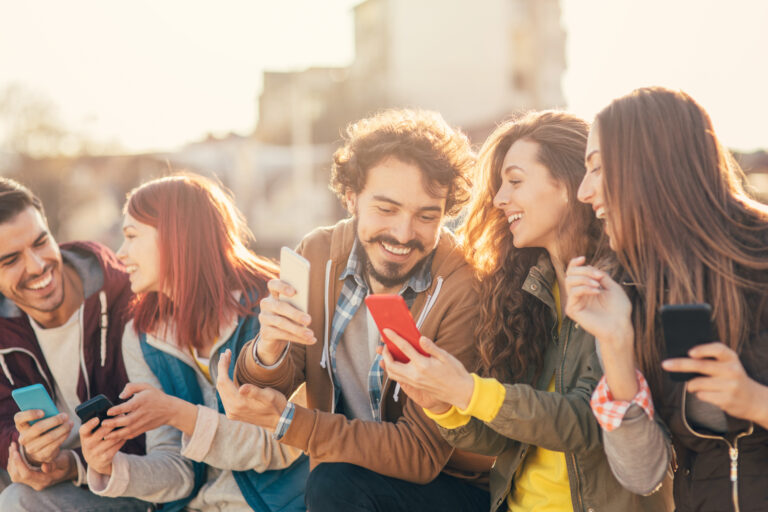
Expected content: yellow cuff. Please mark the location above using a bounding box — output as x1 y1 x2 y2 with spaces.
457 373 506 422
424 405 471 429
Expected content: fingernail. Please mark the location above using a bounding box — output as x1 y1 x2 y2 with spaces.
303 315 311 324
661 360 671 368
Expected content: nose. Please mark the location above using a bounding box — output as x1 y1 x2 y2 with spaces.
493 183 510 210
390 214 415 244
25 249 45 275
116 240 128 261
577 173 593 204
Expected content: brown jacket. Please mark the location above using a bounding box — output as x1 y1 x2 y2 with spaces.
236 218 492 485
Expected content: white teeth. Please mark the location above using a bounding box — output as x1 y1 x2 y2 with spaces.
595 206 606 219
381 242 411 255
126 265 138 274
508 213 524 223
27 271 52 290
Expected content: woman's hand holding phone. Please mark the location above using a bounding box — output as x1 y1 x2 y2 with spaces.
256 279 316 366
79 417 126 476
379 330 474 411
662 342 768 428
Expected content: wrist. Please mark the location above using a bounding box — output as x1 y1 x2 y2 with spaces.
167 397 198 436
750 382 768 428
457 372 475 410
257 339 286 366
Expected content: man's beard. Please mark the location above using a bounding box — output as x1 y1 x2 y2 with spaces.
353 220 428 290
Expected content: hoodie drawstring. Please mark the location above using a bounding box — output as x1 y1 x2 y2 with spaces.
99 291 108 367
319 260 332 370
0 354 14 385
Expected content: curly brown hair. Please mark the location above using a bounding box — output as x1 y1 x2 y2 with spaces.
330 109 474 217
458 111 607 383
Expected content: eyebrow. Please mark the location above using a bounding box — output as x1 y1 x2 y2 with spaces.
0 231 48 264
502 165 526 176
585 150 599 166
371 195 443 213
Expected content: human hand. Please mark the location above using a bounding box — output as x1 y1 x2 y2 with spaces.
101 383 175 440
14 409 73 466
7 441 76 491
565 256 639 400
257 279 316 365
216 349 287 430
564 256 634 346
78 418 126 476
378 330 474 410
662 342 768 427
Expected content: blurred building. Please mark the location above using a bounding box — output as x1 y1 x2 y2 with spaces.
258 0 566 145
253 0 567 248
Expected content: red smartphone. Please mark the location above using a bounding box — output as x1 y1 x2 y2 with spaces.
365 294 428 363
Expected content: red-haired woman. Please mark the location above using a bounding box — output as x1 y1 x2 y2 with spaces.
78 174 308 511
567 87 768 511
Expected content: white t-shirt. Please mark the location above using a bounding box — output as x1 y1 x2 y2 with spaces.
30 304 85 451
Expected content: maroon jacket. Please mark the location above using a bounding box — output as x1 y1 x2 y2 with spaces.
0 241 144 471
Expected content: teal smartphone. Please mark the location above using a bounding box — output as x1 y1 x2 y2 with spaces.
11 383 59 425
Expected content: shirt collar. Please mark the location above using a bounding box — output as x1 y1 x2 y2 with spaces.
341 238 433 295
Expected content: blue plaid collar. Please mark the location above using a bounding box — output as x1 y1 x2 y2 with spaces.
340 238 433 295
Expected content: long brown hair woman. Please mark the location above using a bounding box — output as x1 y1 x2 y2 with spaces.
382 111 670 511
567 86 768 511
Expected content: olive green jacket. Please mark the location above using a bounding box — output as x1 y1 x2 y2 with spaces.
440 256 672 512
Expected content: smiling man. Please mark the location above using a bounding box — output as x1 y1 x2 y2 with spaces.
223 109 493 511
0 178 146 511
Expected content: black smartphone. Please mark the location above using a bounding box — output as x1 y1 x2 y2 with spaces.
660 303 714 382
75 394 115 427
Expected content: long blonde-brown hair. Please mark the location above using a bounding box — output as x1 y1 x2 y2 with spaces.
596 87 768 389
459 111 605 382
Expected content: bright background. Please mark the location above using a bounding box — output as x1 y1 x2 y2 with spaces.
1 0 766 152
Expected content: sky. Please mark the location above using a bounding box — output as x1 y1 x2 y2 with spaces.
1 0 766 153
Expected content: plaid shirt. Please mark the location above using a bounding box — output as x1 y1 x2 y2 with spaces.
590 368 655 432
275 239 433 439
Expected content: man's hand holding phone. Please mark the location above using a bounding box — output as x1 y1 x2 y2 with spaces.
256 248 314 366
13 409 73 467
257 279 316 365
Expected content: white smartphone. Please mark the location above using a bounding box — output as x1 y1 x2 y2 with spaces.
279 247 310 313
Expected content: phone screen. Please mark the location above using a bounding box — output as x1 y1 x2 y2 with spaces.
280 247 310 314
11 384 59 424
660 303 714 382
365 294 427 363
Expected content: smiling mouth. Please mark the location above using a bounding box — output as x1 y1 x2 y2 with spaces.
381 241 412 256
507 212 524 224
25 269 53 291
125 264 138 274
595 206 606 219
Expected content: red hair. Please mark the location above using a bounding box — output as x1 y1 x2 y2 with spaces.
125 174 277 351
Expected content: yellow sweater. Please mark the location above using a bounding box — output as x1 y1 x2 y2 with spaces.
427 283 572 511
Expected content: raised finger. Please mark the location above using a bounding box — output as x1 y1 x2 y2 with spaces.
267 278 296 298
14 409 47 429
382 329 424 362
662 357 724 377
261 317 315 345
79 417 102 437
264 299 312 328
687 342 733 361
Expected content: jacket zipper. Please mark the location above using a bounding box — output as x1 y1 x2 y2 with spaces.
680 385 754 512
557 320 585 511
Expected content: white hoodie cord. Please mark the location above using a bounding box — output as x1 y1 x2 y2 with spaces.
394 276 445 403
0 354 14 385
99 291 108 367
319 260 332 369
